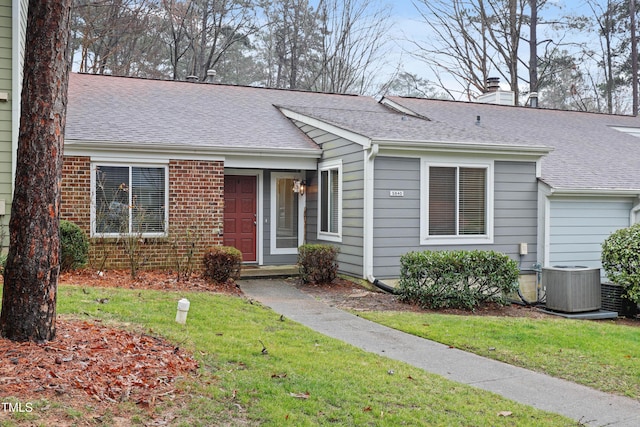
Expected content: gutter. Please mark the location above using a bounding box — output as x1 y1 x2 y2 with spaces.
63 140 322 159
548 187 640 197
373 139 552 157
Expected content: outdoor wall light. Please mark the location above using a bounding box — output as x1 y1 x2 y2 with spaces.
292 179 306 195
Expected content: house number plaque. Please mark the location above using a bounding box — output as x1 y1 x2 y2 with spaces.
389 191 404 197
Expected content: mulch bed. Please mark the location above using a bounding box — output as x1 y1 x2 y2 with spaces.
59 268 243 295
296 277 640 326
0 318 198 406
295 278 554 318
0 269 234 424
1 269 238 407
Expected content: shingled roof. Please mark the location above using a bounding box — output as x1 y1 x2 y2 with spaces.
65 73 640 193
66 73 338 153
278 103 545 148
384 96 640 192
65 73 536 155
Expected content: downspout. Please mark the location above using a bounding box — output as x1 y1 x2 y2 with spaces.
363 144 397 294
363 143 378 285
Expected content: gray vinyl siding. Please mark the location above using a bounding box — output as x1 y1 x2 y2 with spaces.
295 121 365 277
549 199 632 270
372 157 420 278
0 0 14 247
18 0 27 75
493 162 538 262
372 158 538 279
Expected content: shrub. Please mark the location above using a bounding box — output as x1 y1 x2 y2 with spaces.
298 244 339 284
202 246 242 283
60 220 89 272
602 223 640 304
397 250 520 310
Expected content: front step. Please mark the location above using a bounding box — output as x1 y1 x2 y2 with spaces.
240 265 299 279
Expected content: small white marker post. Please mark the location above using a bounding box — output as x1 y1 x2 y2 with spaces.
176 298 190 324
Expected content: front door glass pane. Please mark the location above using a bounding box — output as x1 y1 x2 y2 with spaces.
276 177 299 249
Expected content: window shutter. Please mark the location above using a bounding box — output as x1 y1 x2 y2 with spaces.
459 168 486 235
429 167 456 235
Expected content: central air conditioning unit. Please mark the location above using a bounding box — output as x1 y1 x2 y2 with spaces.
601 282 639 318
543 266 601 313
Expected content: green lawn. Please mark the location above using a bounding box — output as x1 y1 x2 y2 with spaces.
358 310 640 399
1 285 574 426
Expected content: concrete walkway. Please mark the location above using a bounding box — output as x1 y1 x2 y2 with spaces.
240 279 640 427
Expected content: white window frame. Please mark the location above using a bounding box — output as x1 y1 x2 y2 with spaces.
91 162 169 238
270 172 305 255
420 157 494 245
317 159 342 242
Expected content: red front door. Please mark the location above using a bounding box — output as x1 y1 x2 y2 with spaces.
224 175 257 262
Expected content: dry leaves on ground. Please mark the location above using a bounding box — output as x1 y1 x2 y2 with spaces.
60 268 243 295
295 278 551 317
295 278 640 326
0 269 232 425
0 318 198 406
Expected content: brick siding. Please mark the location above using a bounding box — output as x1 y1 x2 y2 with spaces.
61 156 224 271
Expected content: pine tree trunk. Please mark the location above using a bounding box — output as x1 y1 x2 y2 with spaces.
0 0 72 342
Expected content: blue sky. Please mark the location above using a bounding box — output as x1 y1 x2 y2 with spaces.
381 0 601 93
304 0 606 95
391 1 590 18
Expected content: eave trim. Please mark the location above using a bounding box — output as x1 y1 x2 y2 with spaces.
278 106 372 148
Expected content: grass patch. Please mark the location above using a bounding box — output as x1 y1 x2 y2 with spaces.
358 311 640 399
7 285 571 426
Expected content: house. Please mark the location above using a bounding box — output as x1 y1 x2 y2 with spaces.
62 73 640 288
0 0 27 249
381 95 640 274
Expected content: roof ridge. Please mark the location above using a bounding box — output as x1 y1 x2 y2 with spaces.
387 94 640 118
72 72 363 98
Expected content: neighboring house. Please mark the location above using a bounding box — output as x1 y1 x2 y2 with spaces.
381 95 640 275
0 0 27 249
62 73 640 285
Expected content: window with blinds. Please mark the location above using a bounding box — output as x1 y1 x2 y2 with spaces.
95 165 167 236
319 161 341 239
428 166 486 236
